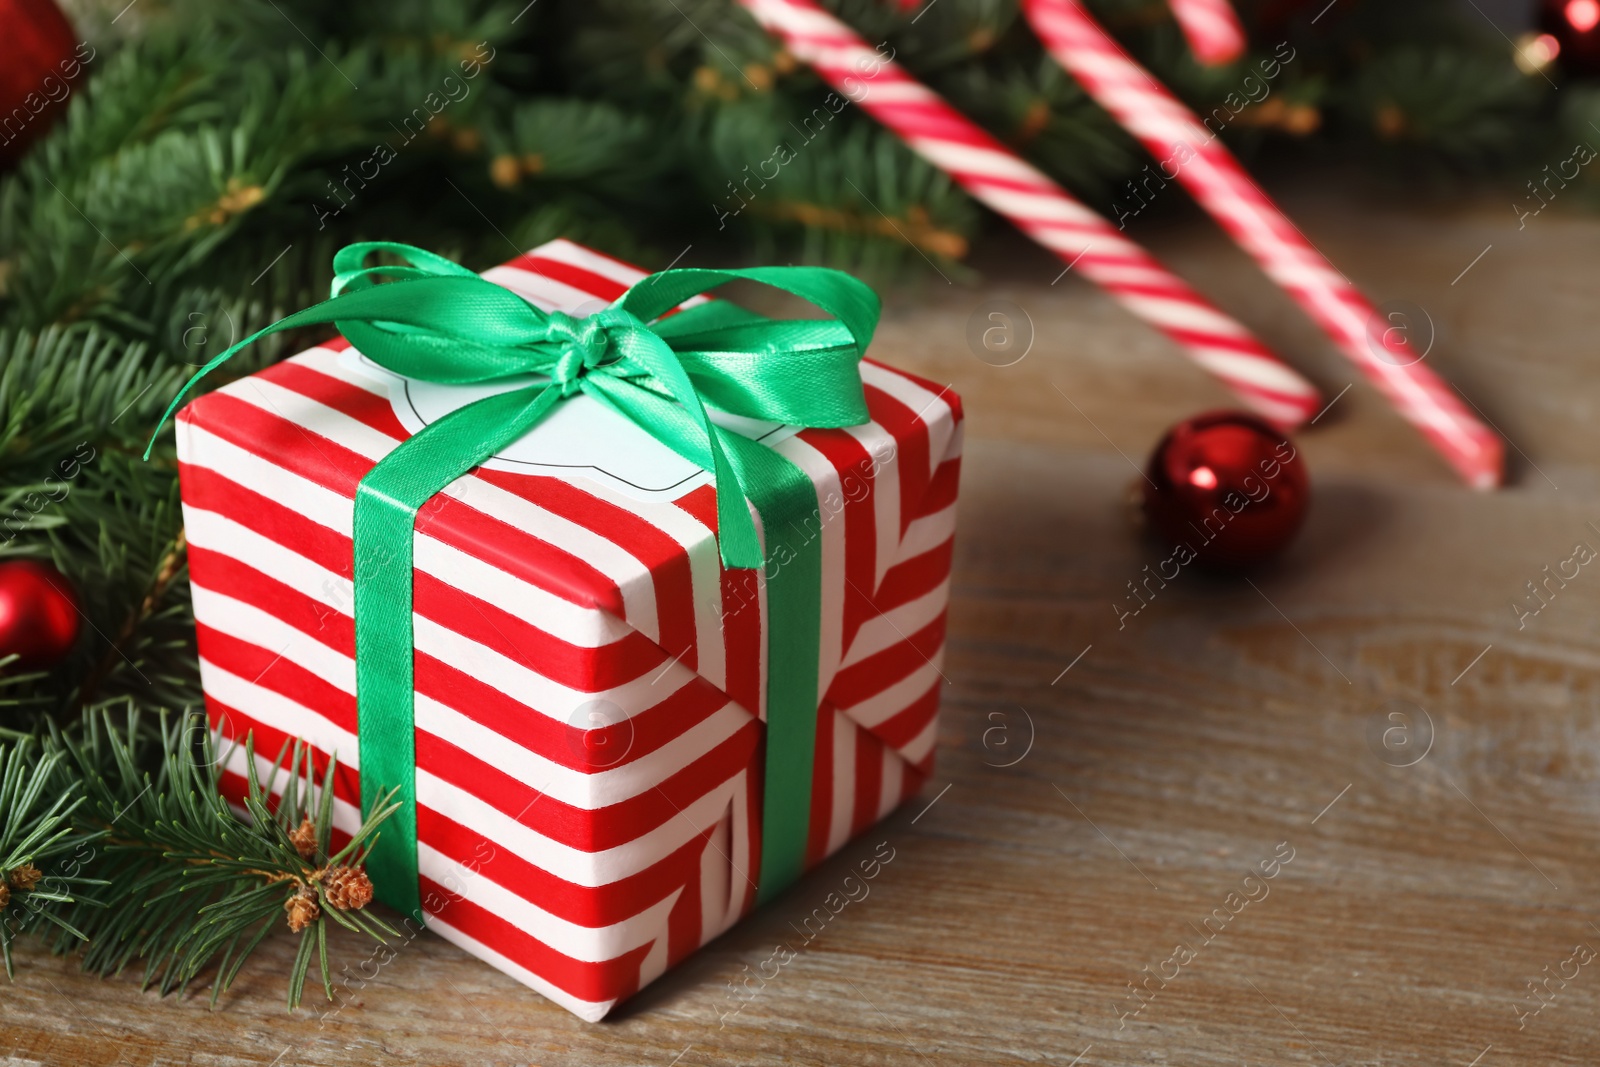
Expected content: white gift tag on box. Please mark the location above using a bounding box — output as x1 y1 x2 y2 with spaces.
337 304 799 504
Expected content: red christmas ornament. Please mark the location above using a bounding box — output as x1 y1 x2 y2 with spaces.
0 559 82 670
1540 0 1600 77
0 0 81 169
1141 410 1310 569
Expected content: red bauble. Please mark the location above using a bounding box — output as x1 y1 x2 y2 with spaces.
0 559 82 670
0 0 79 169
1141 411 1310 569
1541 0 1600 77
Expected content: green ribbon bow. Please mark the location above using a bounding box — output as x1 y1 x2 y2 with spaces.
150 242 880 919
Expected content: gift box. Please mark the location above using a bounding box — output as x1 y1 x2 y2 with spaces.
175 238 962 1020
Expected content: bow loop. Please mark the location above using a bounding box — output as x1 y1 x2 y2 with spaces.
146 241 879 571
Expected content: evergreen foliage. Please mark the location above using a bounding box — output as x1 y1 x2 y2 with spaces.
1 709 398 1007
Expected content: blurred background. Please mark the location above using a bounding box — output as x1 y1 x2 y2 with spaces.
2 0 1594 720
4 0 1595 308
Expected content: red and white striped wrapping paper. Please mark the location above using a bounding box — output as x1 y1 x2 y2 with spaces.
175 239 962 1020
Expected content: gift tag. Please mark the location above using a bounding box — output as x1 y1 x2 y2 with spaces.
339 347 799 504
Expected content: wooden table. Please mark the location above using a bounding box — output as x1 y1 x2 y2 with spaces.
6 182 1599 1066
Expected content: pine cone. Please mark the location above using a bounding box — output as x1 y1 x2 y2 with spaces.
322 866 374 911
288 815 318 861
489 154 520 189
7 864 41 891
285 887 320 932
0 883 9 909
1374 103 1408 141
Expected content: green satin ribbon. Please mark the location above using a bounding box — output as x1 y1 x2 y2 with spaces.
149 242 879 919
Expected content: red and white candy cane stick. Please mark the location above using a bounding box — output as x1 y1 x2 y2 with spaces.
738 0 1320 428
1023 0 1503 487
890 0 1244 65
1167 0 1246 65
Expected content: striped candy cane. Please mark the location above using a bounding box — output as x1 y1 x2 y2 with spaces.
739 0 1320 429
1023 0 1503 488
1167 0 1247 65
889 0 1243 64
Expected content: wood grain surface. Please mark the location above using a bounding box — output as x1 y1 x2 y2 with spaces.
5 181 1599 1066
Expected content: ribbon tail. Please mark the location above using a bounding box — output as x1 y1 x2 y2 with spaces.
146 273 559 458
143 301 353 459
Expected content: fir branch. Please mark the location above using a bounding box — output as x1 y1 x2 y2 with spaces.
752 197 969 260
706 114 978 278
562 0 783 103
889 0 1017 72
75 528 186 710
0 328 183 468
1344 45 1544 169
485 97 666 197
0 736 105 979
2 38 376 333
49 708 401 1009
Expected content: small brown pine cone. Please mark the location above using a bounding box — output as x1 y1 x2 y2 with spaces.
489 154 521 189
8 864 41 891
285 887 320 933
288 815 318 861
0 883 9 909
1284 105 1322 137
321 866 374 912
743 63 773 91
